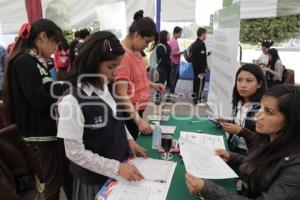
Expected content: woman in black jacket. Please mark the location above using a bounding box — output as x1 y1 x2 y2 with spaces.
186 84 300 199
155 30 171 104
3 19 71 200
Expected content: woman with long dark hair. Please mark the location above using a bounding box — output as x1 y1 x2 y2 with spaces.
220 64 266 151
186 84 300 199
3 19 72 200
57 31 147 200
265 48 284 88
254 40 274 67
154 30 171 104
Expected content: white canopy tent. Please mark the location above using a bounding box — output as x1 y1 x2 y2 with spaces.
0 0 156 34
238 0 300 19
0 0 299 35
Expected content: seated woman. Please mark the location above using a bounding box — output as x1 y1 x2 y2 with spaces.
57 31 147 200
186 84 300 199
265 48 284 88
253 40 274 67
220 64 266 152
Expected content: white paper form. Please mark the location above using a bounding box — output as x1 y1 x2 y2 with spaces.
179 137 238 179
107 158 176 200
150 125 176 135
180 131 226 150
147 115 170 121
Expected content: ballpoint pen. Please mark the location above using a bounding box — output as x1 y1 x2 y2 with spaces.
144 179 167 183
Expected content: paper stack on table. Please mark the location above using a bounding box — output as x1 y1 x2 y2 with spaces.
147 115 170 121
179 137 238 179
150 125 176 134
106 158 176 200
180 131 226 149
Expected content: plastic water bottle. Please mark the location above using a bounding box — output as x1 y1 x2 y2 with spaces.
152 121 162 149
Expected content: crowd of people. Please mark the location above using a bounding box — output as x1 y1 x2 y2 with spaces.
0 9 299 200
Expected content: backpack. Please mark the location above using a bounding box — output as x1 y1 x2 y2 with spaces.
149 44 166 69
184 45 193 63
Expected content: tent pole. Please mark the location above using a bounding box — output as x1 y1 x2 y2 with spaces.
24 0 43 23
156 0 161 32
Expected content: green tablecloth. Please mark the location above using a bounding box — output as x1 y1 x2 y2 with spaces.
136 115 236 200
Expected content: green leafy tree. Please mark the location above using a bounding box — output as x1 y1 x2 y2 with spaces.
240 14 300 44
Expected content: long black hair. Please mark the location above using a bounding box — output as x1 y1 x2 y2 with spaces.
232 64 267 115
240 84 300 195
158 30 171 53
128 10 158 50
71 31 125 89
267 48 280 80
3 19 64 125
7 19 64 62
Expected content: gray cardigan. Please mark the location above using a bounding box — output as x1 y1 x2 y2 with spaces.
200 152 300 200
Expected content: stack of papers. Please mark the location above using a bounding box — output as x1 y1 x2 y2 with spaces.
103 158 176 200
179 137 238 179
150 125 176 134
180 131 226 149
147 115 170 121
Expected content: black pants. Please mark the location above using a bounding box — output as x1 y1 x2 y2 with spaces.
267 80 281 88
192 69 206 102
30 140 73 200
170 63 180 93
155 68 171 101
157 67 170 85
123 110 145 140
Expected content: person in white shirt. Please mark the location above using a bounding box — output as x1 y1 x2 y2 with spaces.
265 48 284 88
57 31 146 200
253 40 274 67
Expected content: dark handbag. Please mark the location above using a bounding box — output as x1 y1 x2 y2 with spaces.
15 174 35 193
0 124 45 194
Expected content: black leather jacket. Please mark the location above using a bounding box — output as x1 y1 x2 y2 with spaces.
201 151 300 199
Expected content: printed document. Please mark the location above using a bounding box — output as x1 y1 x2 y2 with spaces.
107 158 176 200
180 137 238 179
180 131 226 149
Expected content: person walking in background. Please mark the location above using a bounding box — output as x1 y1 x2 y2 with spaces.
155 30 172 104
70 29 90 68
168 26 182 96
69 30 80 65
190 27 208 104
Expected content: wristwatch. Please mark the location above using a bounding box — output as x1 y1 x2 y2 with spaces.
195 192 205 200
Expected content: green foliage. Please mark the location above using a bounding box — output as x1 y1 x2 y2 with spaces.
63 30 74 42
240 14 300 44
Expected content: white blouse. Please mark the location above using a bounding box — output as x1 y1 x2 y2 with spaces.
57 83 133 179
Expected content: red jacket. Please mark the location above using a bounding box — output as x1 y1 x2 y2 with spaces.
53 49 71 71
